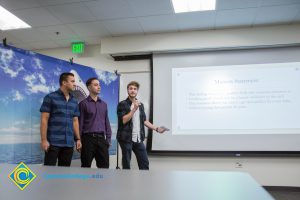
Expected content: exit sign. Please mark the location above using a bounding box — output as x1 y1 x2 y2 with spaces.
72 42 84 54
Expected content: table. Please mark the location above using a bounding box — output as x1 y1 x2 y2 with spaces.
0 164 274 200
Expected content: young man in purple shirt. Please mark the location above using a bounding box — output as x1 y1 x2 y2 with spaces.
79 77 112 168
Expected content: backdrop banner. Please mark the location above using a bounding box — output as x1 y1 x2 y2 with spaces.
0 44 119 164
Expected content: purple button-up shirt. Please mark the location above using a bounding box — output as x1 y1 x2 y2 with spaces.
79 96 112 144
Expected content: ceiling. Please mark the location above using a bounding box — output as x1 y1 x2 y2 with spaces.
0 0 300 51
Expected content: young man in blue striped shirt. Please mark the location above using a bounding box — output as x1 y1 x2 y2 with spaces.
40 72 82 166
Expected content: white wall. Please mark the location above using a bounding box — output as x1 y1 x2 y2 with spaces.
37 45 150 73
101 24 300 55
36 27 300 187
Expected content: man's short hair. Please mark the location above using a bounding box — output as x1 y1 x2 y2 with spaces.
127 81 140 89
86 77 99 88
59 72 74 86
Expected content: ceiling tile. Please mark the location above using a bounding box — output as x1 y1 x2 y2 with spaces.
82 36 101 45
127 0 173 16
12 7 62 27
261 0 300 6
1 0 299 47
139 15 179 33
53 37 84 48
67 21 110 37
38 0 91 6
216 8 257 28
293 10 300 22
176 11 216 31
216 0 260 10
85 0 135 20
29 40 61 50
0 0 41 10
52 39 73 48
254 4 300 25
37 25 78 40
46 2 97 23
6 28 52 43
103 18 144 36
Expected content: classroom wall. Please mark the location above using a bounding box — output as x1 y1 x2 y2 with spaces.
101 24 300 55
36 25 300 187
37 45 149 73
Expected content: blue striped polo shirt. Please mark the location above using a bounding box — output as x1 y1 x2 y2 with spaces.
40 89 80 147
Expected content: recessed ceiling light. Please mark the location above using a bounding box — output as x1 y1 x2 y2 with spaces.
171 0 216 13
0 5 31 31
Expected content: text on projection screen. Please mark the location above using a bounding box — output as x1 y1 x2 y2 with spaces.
172 62 300 135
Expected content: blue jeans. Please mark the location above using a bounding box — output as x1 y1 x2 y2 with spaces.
119 141 149 170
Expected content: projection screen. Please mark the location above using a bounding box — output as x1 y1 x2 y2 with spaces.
151 46 300 154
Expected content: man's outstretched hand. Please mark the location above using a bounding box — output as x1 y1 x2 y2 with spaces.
157 126 169 133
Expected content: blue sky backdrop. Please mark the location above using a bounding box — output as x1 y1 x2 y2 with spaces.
0 44 119 163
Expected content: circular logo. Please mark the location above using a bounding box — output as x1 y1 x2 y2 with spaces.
13 167 30 185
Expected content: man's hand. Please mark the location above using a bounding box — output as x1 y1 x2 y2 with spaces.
133 100 140 111
122 100 140 124
76 140 82 152
41 140 50 152
156 126 168 134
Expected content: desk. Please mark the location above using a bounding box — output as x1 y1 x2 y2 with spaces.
0 164 274 200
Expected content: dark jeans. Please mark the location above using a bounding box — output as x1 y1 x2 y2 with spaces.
119 141 149 170
81 134 109 168
44 145 74 166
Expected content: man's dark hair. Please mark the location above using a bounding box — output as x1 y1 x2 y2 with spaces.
59 72 74 86
86 77 99 88
127 81 140 89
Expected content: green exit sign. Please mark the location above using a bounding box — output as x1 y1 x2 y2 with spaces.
72 42 85 54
